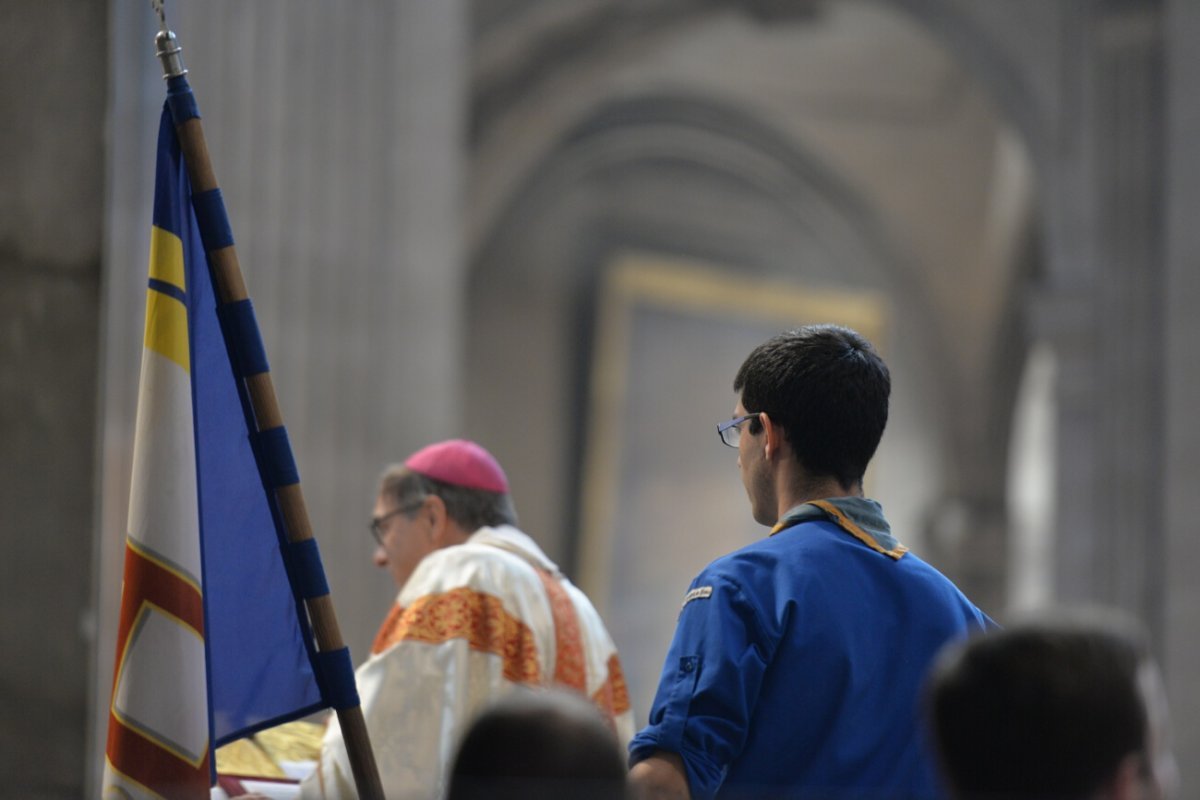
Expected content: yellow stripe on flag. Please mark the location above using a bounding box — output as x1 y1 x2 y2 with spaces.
144 226 190 372
149 225 185 290
144 290 190 372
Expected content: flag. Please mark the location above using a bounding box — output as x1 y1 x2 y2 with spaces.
103 91 332 798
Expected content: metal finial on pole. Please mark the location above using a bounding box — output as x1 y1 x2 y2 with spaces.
150 0 185 79
155 29 187 79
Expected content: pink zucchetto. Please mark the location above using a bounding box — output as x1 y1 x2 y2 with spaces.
403 439 510 494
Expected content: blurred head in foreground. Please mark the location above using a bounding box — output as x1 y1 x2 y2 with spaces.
927 609 1177 800
447 687 628 800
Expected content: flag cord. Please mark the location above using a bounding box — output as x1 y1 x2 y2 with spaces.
149 0 167 36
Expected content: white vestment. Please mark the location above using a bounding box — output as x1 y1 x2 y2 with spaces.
299 525 635 799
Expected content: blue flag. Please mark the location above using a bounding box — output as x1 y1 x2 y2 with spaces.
105 78 339 798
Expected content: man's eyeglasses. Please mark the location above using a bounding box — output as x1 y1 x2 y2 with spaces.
717 413 758 448
369 499 425 545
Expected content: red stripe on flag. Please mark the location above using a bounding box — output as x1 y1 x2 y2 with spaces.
109 542 205 694
105 542 209 795
107 709 211 799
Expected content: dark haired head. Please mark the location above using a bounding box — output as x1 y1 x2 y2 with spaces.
448 689 628 800
926 612 1156 800
733 325 890 488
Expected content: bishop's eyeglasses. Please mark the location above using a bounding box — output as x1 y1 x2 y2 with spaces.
368 499 425 545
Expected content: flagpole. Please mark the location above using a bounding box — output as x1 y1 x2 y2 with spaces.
154 27 385 800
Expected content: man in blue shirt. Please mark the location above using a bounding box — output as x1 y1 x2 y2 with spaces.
629 325 992 799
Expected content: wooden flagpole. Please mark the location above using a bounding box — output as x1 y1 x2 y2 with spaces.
153 22 385 800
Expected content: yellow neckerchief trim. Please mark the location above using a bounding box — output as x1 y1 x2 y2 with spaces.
812 499 908 560
771 499 908 561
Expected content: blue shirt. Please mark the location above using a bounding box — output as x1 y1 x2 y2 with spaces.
629 498 993 799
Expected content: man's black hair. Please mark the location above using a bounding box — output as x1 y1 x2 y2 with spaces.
733 324 890 487
926 613 1151 800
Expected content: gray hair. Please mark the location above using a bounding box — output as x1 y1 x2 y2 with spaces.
379 464 518 531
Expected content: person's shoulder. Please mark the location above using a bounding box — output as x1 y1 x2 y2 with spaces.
399 540 539 604
889 549 994 623
894 547 967 587
706 523 831 574
683 525 842 612
688 538 782 596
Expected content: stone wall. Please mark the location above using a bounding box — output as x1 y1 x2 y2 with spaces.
0 2 107 797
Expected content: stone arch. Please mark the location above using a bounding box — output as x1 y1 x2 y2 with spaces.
885 0 1054 172
467 89 946 544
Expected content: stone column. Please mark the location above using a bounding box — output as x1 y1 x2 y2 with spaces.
1163 0 1200 787
1048 3 1165 629
0 3 107 797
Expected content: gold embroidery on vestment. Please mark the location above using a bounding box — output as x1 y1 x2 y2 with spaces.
387 587 542 683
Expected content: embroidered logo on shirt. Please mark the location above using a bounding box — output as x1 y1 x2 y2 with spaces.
681 586 713 609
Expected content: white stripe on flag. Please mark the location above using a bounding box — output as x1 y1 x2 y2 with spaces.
127 347 202 585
